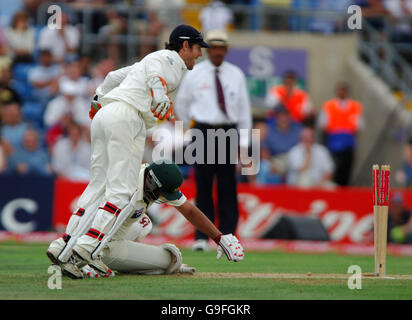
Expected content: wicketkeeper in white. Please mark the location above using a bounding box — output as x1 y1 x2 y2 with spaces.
46 25 244 278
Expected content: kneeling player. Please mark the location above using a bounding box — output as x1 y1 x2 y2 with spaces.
80 214 196 278
47 160 244 279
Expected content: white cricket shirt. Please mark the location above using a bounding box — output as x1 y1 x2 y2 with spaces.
97 49 187 115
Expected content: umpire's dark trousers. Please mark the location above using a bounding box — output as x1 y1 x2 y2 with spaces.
193 122 239 241
331 147 354 186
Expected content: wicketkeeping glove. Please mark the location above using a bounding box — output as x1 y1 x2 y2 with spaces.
89 95 102 120
148 76 175 121
214 234 244 262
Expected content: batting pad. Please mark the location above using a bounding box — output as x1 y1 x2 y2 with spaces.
102 240 172 274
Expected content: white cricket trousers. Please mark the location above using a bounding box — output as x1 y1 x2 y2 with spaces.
71 101 146 253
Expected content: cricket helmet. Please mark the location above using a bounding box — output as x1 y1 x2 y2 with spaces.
146 159 183 201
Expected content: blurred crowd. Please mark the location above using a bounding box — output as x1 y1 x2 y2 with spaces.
0 1 117 181
0 0 192 181
0 0 412 187
237 73 363 188
201 0 412 38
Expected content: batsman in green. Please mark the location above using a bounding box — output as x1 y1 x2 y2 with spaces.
47 159 244 279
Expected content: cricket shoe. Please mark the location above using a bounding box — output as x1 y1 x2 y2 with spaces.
192 239 208 251
72 245 114 278
46 239 84 279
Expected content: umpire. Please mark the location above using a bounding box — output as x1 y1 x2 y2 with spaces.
175 29 252 251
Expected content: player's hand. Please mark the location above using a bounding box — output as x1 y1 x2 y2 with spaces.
215 234 244 262
166 108 175 121
89 95 102 120
151 98 174 121
148 76 175 121
81 264 115 278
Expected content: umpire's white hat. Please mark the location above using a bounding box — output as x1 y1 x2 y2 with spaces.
206 29 228 46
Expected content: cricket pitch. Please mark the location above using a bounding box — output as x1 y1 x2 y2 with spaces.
186 272 412 280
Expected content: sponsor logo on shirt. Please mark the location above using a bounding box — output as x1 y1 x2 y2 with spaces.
166 56 174 65
131 208 144 219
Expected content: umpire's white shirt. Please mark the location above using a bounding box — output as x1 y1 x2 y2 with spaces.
96 49 187 129
174 59 252 148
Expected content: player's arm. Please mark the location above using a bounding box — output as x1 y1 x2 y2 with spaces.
95 65 133 97
175 200 244 262
89 65 133 120
176 200 221 240
145 55 178 121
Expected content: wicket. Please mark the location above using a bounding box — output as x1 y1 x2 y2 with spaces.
372 164 390 277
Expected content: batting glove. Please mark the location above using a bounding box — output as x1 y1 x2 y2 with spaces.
148 76 175 121
89 95 102 120
214 234 244 262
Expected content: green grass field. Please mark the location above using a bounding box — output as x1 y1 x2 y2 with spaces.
1 242 412 300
